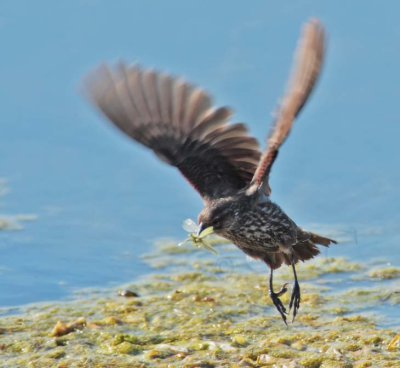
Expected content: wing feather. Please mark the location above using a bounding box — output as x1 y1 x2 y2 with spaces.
190 108 232 138
142 70 162 123
85 64 261 200
251 19 325 194
157 74 173 123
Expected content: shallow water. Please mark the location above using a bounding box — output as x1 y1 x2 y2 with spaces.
1 1 400 312
0 243 399 367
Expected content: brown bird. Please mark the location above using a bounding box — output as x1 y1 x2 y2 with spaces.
85 19 336 324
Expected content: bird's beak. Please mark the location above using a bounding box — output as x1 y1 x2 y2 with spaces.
197 223 206 237
197 223 214 237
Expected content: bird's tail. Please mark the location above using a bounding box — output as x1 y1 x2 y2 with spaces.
292 231 337 263
262 231 337 269
308 232 337 247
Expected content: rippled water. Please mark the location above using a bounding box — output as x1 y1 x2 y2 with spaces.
1 1 400 307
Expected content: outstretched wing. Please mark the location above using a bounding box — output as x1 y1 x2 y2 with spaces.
251 19 325 195
85 64 261 200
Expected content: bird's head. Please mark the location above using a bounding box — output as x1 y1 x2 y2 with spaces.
197 199 235 236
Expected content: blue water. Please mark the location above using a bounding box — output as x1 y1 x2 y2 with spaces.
1 1 400 307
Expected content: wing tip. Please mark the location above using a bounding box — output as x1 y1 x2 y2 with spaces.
303 18 326 52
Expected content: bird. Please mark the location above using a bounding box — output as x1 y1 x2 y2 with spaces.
84 19 336 324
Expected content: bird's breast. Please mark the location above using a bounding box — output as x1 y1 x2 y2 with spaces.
221 201 298 255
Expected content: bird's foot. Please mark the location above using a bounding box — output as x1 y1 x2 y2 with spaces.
289 281 301 322
269 283 289 325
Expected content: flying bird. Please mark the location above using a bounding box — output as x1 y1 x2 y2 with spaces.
85 19 336 324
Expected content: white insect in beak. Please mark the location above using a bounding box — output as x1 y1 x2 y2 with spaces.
178 219 216 254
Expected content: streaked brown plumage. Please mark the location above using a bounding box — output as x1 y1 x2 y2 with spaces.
85 19 336 324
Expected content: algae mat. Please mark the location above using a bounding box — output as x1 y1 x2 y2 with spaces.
0 241 399 367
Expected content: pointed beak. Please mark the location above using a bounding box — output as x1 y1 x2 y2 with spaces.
197 223 214 237
197 222 206 237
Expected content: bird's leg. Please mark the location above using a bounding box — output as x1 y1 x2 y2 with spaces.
289 260 301 322
269 268 288 325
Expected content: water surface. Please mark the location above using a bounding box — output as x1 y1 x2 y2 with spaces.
1 1 400 307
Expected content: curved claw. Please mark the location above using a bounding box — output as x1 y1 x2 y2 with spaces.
269 290 288 326
276 283 289 297
289 281 301 322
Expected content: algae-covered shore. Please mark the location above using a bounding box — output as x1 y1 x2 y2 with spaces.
1 240 399 367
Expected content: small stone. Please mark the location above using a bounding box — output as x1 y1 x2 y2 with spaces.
118 289 139 297
50 318 86 337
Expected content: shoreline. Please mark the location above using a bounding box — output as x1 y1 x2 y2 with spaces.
1 241 399 367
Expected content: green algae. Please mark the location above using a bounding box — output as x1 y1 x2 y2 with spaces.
1 241 399 367
369 267 400 280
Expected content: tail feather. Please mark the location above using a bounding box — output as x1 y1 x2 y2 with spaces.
309 232 337 246
292 240 320 263
292 231 337 263
262 231 337 269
